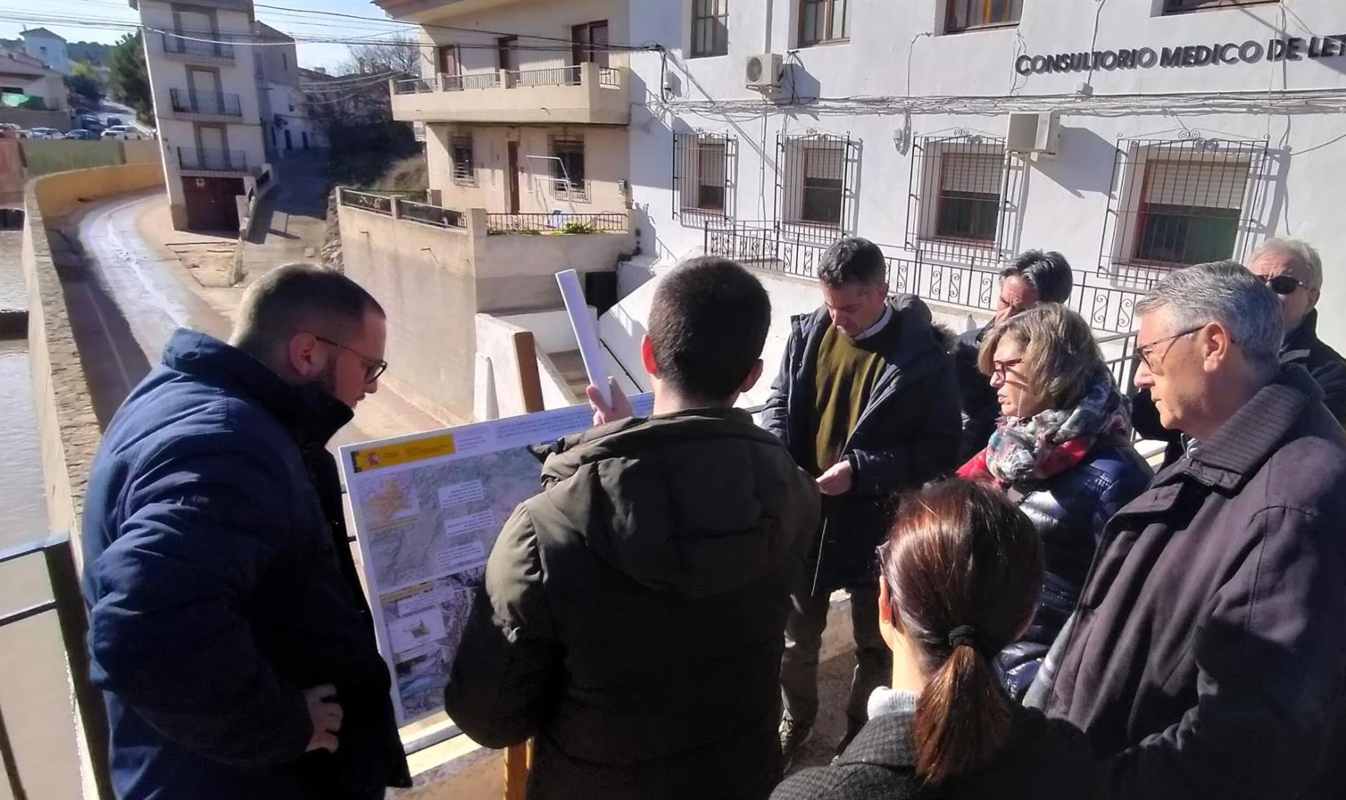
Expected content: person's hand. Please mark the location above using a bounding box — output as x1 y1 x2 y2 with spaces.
817 460 854 496
586 378 634 426
304 684 342 754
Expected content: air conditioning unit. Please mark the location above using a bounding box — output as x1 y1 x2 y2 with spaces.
745 52 783 91
1006 112 1060 156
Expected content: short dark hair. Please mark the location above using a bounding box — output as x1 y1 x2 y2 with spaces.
817 237 888 288
1001 250 1073 303
647 257 771 401
231 263 384 357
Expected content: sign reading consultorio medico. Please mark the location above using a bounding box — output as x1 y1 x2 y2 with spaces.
1016 36 1346 76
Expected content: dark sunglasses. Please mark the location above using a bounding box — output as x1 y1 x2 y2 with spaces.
1259 274 1309 296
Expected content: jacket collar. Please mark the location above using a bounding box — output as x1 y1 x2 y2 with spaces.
162 329 353 448
834 709 917 769
1281 308 1319 365
1157 365 1321 491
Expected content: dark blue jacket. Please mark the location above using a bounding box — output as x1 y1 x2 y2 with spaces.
81 330 410 800
761 295 961 592
995 439 1151 700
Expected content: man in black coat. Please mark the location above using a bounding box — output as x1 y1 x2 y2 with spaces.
82 265 411 800
762 238 961 765
954 250 1074 461
1028 262 1346 799
1134 239 1346 465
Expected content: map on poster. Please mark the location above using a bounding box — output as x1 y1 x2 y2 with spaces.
339 395 654 725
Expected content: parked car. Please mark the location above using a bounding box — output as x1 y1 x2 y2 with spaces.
104 116 124 127
27 127 63 140
101 126 145 141
65 129 97 140
78 115 105 132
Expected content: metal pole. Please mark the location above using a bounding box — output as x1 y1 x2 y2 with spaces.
42 539 115 800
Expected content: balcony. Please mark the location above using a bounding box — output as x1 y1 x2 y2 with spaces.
159 32 235 63
178 147 251 174
169 88 243 119
390 62 628 126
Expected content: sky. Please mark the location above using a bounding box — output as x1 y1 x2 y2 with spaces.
0 0 406 73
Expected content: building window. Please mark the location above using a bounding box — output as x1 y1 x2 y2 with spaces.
1162 0 1277 13
777 132 858 235
798 0 847 47
1099 138 1267 270
674 132 736 219
934 150 1004 243
690 0 729 58
451 135 475 185
552 138 588 201
945 0 1023 33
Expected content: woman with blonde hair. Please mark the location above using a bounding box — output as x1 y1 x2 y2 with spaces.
956 303 1150 699
771 480 1095 798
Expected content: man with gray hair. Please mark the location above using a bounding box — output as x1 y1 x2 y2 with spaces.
1029 261 1346 799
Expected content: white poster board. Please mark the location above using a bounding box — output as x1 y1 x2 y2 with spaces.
339 395 654 724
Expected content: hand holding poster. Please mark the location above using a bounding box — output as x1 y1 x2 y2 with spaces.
340 395 652 724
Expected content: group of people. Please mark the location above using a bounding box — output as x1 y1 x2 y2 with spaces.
77 230 1346 799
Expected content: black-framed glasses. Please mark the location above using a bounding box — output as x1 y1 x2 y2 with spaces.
1131 325 1205 372
314 335 388 383
1258 274 1310 296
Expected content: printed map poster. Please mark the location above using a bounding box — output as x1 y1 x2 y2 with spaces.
339 395 654 725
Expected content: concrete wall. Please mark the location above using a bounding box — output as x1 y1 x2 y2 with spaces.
338 202 479 420
475 223 635 312
32 161 163 219
426 123 629 216
18 139 165 177
0 107 72 130
472 313 544 418
627 0 1346 353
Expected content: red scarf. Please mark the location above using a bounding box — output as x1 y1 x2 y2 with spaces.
956 437 1094 488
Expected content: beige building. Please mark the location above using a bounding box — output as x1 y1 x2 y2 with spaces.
0 48 68 111
379 0 631 221
131 0 269 231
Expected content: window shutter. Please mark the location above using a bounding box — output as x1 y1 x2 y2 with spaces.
1143 160 1250 210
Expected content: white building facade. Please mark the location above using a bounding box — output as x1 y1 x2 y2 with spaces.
626 0 1346 351
131 0 269 230
255 22 326 155
20 28 70 75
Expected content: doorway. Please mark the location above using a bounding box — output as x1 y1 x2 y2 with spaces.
507 141 521 214
570 21 608 83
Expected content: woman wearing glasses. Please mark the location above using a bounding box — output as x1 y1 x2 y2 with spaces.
771 480 1095 799
954 303 1150 701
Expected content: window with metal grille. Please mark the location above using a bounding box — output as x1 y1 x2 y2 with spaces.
945 0 1023 33
1163 0 1277 14
451 135 474 185
907 135 1018 263
673 132 736 219
552 138 587 201
777 133 858 235
1099 139 1267 270
798 0 847 47
690 0 728 58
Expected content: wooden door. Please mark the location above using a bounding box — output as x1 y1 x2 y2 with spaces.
507 141 520 214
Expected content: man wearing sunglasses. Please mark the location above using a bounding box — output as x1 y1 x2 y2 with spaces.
1134 239 1346 465
81 264 410 800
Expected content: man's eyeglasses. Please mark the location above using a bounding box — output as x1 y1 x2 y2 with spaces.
1131 326 1205 372
314 335 388 383
1258 274 1310 296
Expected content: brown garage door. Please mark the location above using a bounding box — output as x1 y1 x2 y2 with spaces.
183 176 244 232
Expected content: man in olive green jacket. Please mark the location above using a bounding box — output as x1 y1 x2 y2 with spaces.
444 257 821 800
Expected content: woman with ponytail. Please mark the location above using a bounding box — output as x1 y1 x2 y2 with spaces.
771 479 1095 799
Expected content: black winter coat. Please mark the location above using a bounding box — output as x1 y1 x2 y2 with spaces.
996 440 1151 700
81 330 410 800
954 323 999 461
1134 308 1346 465
771 704 1096 800
1034 366 1346 800
443 409 820 800
761 295 962 592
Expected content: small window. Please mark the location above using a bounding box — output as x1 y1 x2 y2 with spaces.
945 0 1023 34
451 135 475 185
777 132 858 234
690 0 729 58
674 132 737 220
1132 158 1249 266
798 0 847 47
934 151 1004 243
801 144 844 225
1162 0 1277 13
552 138 587 201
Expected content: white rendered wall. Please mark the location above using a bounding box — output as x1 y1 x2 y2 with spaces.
627 0 1346 352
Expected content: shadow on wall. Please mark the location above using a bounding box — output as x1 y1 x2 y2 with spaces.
1035 126 1117 199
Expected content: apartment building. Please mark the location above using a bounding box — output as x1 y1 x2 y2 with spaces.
19 28 70 76
0 48 66 111
378 0 631 222
255 22 325 156
131 0 269 231
628 0 1346 350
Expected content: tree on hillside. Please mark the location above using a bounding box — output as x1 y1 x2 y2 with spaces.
65 62 104 111
343 35 422 76
108 32 153 124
